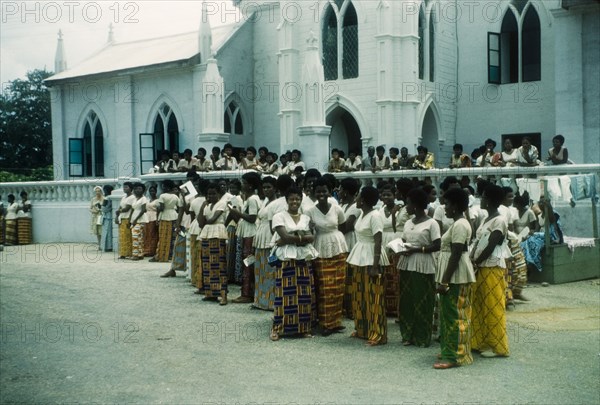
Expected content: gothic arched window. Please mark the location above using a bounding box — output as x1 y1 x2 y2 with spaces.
322 0 359 81
224 101 243 136
522 5 541 82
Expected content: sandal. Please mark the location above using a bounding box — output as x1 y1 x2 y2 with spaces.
433 361 459 370
350 331 359 338
402 340 413 346
269 330 280 341
366 338 387 346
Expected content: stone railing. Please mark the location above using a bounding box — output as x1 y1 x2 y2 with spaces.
1 165 598 244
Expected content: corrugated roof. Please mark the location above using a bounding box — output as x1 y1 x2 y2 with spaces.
46 23 240 83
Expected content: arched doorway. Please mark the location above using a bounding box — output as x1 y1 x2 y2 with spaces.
326 106 362 157
421 105 439 167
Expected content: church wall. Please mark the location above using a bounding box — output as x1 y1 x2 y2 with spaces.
454 0 556 157
582 11 600 163
218 20 256 150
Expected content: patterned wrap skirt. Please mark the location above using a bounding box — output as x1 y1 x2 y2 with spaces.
471 266 510 356
131 223 145 259
118 219 132 258
100 217 113 251
143 221 158 257
398 270 436 347
272 259 316 336
343 264 354 319
17 217 32 245
439 284 474 366
314 254 347 330
384 264 400 317
254 248 276 310
240 237 255 298
155 220 176 262
190 235 200 287
0 215 4 244
226 225 237 282
201 238 227 298
351 265 387 344
170 229 187 271
508 239 528 297
4 219 16 245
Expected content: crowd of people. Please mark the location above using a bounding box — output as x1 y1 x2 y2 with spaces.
148 135 570 177
0 191 32 247
106 161 567 369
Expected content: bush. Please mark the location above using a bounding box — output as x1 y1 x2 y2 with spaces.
0 166 54 183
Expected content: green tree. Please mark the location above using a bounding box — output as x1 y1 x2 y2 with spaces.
0 68 53 175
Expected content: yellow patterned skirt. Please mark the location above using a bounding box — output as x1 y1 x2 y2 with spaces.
351 265 387 344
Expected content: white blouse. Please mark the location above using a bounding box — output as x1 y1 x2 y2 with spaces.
271 211 318 261
341 202 361 252
436 218 475 284
236 194 261 238
472 215 510 269
199 200 228 239
514 208 536 235
5 202 19 220
305 204 348 258
17 200 32 218
187 196 206 236
119 195 136 222
379 205 402 247
131 196 148 224
397 218 441 274
157 193 180 221
346 210 390 267
253 198 276 249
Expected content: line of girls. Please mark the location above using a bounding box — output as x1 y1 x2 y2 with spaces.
149 170 527 370
0 191 33 246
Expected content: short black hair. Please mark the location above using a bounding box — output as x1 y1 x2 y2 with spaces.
276 174 294 193
443 188 469 214
417 146 428 154
312 177 331 192
261 176 277 187
453 143 463 150
132 182 146 192
247 146 257 155
340 177 360 196
407 188 428 210
285 186 303 200
483 184 505 208
360 186 379 207
242 171 262 191
390 147 399 155
553 135 565 145
440 176 460 192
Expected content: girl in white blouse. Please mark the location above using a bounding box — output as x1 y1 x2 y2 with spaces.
339 177 361 318
270 187 318 341
379 183 402 318
230 172 262 303
4 194 18 245
433 188 476 369
306 178 348 336
252 176 278 310
129 183 148 260
198 182 229 305
346 186 390 346
397 188 441 348
470 184 510 358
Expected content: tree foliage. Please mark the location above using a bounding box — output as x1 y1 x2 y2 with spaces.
0 69 53 174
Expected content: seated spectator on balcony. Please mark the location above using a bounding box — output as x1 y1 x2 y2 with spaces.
195 148 212 172
345 150 362 172
328 148 346 173
170 151 181 173
178 149 199 172
257 146 269 171
389 147 401 170
362 146 376 171
516 137 542 167
241 146 260 170
90 186 104 248
258 152 279 176
279 152 290 175
209 146 221 171
156 150 176 173
216 143 239 170
398 147 412 169
288 149 306 173
477 139 501 167
471 146 485 167
373 145 390 172
449 144 471 168
547 135 570 165
4 194 18 246
500 139 519 167
412 146 435 170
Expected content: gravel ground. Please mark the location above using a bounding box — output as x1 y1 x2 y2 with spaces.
1 244 599 405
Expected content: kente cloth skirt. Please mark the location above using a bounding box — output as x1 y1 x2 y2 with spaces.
131 223 145 259
240 237 255 298
155 220 176 262
439 283 474 366
201 239 227 298
17 218 32 245
254 248 276 310
170 230 187 271
313 254 347 330
350 265 387 344
143 221 158 257
4 219 17 245
272 259 315 336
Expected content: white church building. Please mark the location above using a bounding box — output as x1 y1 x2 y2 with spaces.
45 0 600 179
